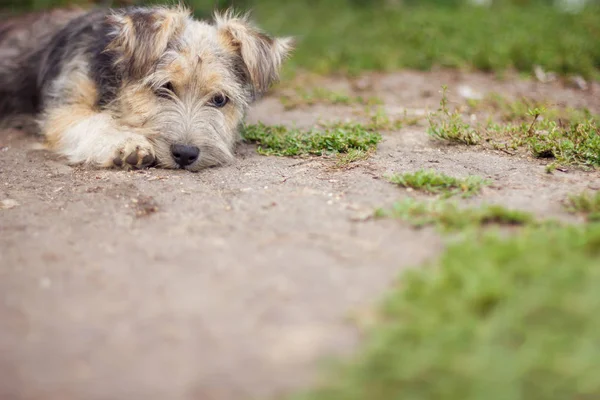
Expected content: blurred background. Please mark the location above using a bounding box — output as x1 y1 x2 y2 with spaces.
1 0 598 79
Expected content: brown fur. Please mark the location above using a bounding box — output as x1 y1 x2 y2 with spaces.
0 6 292 171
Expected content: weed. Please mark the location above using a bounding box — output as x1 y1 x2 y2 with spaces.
472 101 599 167
364 107 403 131
386 169 490 198
400 112 423 127
545 162 558 173
374 198 534 231
492 116 600 168
470 94 544 123
565 191 600 222
334 148 373 169
428 86 480 145
526 118 600 168
469 93 596 124
320 107 407 133
241 123 382 157
430 88 600 169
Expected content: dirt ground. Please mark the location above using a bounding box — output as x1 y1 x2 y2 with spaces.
1 71 599 400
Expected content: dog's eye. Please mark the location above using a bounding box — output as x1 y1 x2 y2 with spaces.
210 94 229 108
162 82 175 92
157 82 175 98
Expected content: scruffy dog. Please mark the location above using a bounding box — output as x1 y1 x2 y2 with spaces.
0 6 291 170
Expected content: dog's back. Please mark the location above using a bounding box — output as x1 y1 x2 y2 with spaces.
0 8 86 119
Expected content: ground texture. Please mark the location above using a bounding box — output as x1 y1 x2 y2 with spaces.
1 71 599 400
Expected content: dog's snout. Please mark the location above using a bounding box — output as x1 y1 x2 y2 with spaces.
171 144 200 167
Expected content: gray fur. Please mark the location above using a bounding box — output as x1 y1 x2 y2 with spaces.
0 6 292 171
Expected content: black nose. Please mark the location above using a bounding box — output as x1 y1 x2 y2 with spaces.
171 144 200 167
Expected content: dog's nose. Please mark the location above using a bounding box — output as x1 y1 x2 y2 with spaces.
171 144 200 167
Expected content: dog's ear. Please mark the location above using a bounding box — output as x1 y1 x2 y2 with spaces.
215 10 293 95
106 7 189 79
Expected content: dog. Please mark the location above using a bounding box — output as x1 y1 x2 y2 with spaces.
0 5 292 171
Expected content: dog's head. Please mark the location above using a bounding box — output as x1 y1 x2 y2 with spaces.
105 7 292 171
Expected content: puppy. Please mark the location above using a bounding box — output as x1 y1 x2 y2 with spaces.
0 6 292 170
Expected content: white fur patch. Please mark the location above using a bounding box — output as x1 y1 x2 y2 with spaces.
52 113 152 167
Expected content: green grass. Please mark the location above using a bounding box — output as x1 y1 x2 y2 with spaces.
468 93 596 124
565 191 600 222
363 107 417 131
486 109 600 169
374 198 535 231
386 169 490 198
527 118 600 169
293 223 600 400
322 107 411 133
241 122 382 157
428 86 481 145
334 148 373 169
280 87 382 110
9 1 600 78
429 88 600 169
247 1 600 78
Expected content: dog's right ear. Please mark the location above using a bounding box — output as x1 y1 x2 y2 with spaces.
106 7 189 79
215 10 293 95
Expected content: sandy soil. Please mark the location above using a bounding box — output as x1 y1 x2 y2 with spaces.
1 71 599 400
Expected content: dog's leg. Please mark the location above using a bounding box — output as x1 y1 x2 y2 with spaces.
42 104 156 169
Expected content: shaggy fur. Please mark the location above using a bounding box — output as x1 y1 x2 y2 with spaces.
0 6 292 171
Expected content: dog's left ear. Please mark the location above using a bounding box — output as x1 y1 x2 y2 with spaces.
215 11 293 95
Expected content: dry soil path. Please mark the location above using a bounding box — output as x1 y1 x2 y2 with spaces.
1 71 599 400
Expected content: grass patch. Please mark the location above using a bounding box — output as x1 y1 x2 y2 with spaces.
374 198 534 231
527 118 600 169
363 107 413 131
334 148 373 169
253 1 600 78
487 109 600 169
428 86 481 145
386 169 490 198
429 88 600 169
294 223 600 400
565 191 600 222
468 93 595 124
241 123 382 157
322 107 417 133
280 87 382 110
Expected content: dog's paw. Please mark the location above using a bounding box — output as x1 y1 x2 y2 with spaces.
111 137 156 169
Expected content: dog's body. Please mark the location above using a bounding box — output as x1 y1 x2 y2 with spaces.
0 6 291 170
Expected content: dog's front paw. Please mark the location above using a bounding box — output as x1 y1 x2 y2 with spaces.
111 137 156 169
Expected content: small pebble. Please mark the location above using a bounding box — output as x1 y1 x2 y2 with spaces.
0 199 19 209
567 75 588 91
39 277 51 289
